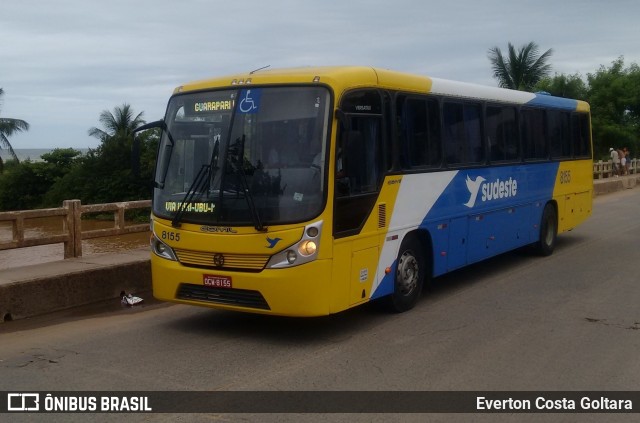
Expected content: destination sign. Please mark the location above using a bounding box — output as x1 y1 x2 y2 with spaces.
165 201 216 213
193 100 234 112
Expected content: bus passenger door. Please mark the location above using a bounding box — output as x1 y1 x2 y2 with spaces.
332 90 386 308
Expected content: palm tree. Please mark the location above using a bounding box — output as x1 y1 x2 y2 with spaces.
88 103 145 176
0 88 30 170
88 103 145 141
488 42 553 91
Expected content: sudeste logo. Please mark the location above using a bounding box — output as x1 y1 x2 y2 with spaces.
464 175 518 208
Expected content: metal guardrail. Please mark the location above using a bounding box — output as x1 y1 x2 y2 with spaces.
593 158 639 179
0 199 151 259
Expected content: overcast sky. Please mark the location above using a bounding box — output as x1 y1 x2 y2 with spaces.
2 0 639 149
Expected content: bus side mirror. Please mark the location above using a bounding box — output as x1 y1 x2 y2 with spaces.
132 120 165 179
134 119 165 134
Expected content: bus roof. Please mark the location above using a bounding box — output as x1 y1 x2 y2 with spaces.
174 66 589 113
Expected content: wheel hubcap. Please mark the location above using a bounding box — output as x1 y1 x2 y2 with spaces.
396 250 419 296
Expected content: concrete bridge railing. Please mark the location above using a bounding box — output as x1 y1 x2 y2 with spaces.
0 199 151 259
593 158 639 179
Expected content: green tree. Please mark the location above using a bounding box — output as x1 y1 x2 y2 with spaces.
0 101 156 210
40 148 82 168
82 104 148 203
488 42 553 91
0 88 30 172
0 148 83 211
586 57 640 157
0 161 45 210
42 104 156 207
42 151 102 207
535 73 588 100
88 103 145 177
88 103 145 141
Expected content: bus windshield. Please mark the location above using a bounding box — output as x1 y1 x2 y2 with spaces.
153 86 331 228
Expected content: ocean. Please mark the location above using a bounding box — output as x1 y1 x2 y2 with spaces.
0 148 89 162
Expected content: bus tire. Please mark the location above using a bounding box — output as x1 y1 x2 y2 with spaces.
386 236 425 313
535 203 557 256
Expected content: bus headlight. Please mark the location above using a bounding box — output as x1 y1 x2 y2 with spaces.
152 235 178 261
298 240 317 256
266 221 323 269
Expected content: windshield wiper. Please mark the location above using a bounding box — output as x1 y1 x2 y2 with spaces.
227 136 267 232
172 164 211 228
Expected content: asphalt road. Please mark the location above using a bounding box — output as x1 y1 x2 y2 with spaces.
1 189 640 423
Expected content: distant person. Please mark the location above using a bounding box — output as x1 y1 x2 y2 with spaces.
610 147 620 177
619 148 627 175
623 147 631 174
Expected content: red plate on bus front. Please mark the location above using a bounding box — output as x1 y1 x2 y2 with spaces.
203 274 232 289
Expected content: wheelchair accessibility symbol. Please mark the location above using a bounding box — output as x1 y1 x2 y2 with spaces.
239 89 261 113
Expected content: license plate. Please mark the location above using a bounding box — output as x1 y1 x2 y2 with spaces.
203 274 232 289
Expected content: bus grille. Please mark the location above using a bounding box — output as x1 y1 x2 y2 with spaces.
174 249 270 271
177 283 270 310
378 203 387 228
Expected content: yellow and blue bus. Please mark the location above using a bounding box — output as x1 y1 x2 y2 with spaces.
138 66 592 316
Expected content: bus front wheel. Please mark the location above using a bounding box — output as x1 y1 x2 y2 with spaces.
535 203 557 256
386 237 425 313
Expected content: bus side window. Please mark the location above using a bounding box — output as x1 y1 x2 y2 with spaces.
398 97 426 168
464 103 483 163
549 110 571 159
443 102 465 165
571 113 591 158
487 105 518 162
426 98 442 167
522 108 547 160
398 96 441 169
443 101 483 165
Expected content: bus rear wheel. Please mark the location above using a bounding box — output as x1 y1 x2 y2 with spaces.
386 236 425 313
535 203 557 256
